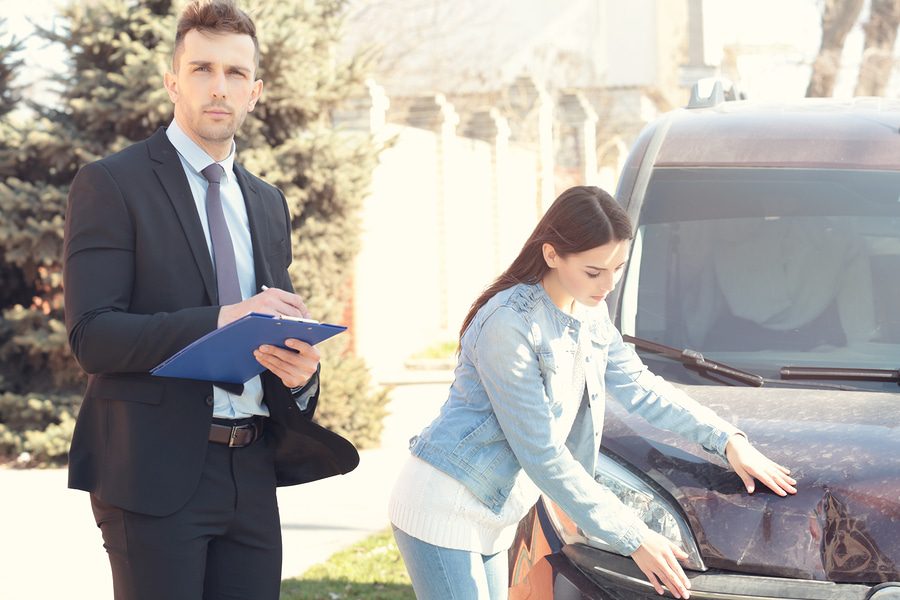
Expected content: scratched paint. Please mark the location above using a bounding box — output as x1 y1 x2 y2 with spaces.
601 384 900 583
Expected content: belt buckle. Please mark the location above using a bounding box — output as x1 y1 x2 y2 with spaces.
228 423 253 447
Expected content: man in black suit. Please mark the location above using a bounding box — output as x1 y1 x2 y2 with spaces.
62 1 358 598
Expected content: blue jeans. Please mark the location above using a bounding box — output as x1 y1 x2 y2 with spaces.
393 526 508 599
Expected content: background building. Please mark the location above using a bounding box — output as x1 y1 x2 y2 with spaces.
340 0 695 377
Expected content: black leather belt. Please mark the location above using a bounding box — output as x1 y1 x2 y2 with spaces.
209 416 264 448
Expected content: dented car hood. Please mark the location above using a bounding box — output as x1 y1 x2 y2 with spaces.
601 384 900 583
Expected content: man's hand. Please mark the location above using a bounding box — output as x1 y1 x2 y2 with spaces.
630 531 692 598
217 287 311 328
218 287 319 388
725 434 797 496
254 339 320 389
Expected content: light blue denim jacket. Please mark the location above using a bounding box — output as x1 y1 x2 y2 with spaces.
409 282 742 555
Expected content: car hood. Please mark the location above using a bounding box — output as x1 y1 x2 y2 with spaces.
601 384 900 583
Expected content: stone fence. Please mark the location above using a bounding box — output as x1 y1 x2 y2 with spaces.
335 77 631 380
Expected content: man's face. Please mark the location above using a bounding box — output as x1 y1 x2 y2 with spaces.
164 29 262 150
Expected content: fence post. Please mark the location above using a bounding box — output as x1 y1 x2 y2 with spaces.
507 75 555 216
366 79 390 143
332 78 389 138
463 108 510 274
405 94 459 332
557 91 598 188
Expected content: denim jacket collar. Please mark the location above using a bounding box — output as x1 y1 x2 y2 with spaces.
529 282 612 345
530 282 584 330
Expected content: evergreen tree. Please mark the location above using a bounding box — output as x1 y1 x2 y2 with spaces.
0 16 82 463
0 19 23 119
0 0 387 465
0 1 175 465
0 20 28 307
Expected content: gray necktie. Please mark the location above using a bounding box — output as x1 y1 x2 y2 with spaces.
201 163 242 306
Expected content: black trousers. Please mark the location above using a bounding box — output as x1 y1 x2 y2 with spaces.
90 429 282 600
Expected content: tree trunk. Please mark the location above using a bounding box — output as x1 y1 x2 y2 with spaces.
855 0 900 95
807 0 866 97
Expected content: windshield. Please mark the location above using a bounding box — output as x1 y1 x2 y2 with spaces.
618 167 900 391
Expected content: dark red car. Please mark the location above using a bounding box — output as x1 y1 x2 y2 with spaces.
509 83 900 600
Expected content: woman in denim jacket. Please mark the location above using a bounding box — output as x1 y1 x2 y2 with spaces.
389 186 797 599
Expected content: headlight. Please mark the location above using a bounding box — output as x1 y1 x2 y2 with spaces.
869 584 900 599
542 451 705 571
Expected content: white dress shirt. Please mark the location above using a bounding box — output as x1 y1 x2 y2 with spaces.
166 118 267 419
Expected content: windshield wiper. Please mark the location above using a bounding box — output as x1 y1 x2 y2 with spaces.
780 366 900 386
622 335 765 387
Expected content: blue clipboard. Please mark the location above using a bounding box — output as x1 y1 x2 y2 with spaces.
150 312 347 385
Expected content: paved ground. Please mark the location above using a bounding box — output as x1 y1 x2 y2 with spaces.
0 376 450 599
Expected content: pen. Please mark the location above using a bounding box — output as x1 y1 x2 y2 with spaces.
259 285 280 319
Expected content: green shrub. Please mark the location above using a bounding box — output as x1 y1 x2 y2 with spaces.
0 391 80 466
316 349 391 450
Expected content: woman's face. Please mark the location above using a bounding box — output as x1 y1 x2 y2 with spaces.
543 239 631 308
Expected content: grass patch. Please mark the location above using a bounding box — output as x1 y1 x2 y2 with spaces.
408 339 458 360
281 528 414 600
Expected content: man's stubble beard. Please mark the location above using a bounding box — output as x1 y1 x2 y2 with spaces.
194 108 248 144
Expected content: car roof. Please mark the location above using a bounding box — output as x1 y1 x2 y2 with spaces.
653 98 900 170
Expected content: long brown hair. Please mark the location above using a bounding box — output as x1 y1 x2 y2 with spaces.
459 186 632 340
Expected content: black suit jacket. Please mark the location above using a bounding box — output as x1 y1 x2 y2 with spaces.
63 127 359 516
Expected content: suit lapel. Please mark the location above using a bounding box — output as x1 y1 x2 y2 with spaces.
148 128 218 305
234 164 273 292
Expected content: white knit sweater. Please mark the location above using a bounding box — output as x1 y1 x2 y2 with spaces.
389 455 540 555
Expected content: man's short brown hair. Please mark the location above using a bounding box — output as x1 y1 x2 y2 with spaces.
172 0 259 72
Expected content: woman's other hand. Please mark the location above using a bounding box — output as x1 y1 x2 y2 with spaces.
630 530 692 598
725 434 797 496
